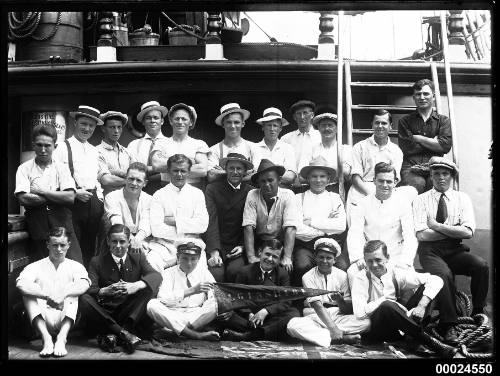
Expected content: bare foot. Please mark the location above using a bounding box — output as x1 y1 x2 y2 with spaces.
342 334 361 345
53 339 68 357
198 331 221 342
39 337 54 357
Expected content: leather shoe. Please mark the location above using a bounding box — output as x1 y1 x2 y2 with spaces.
97 334 118 353
222 329 254 342
442 326 459 345
118 329 141 354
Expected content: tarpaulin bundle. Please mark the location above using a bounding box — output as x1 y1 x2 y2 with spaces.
213 282 337 314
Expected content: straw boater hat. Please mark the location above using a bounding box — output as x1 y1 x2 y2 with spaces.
136 100 168 122
251 159 286 185
219 152 254 171
428 156 459 175
175 238 205 255
169 103 198 129
312 107 338 129
314 238 341 258
300 155 337 180
70 105 104 126
255 107 289 127
100 111 129 125
289 100 316 115
215 103 250 126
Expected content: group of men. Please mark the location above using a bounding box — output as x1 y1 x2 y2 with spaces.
14 78 489 358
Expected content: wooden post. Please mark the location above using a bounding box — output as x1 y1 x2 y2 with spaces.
317 11 335 60
337 11 345 202
204 11 224 60
96 11 116 62
345 61 353 146
440 11 459 189
447 10 465 45
430 61 442 114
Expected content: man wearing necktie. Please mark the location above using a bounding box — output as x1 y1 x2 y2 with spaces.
79 224 162 354
412 157 489 344
219 239 300 341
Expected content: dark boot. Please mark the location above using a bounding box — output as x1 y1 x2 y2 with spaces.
418 331 458 358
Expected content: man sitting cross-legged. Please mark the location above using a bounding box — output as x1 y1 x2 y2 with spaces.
219 239 300 342
16 227 90 357
146 239 220 341
287 238 370 347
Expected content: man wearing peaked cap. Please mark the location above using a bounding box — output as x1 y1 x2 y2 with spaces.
255 107 297 188
207 103 262 184
281 100 321 189
204 153 254 283
53 105 105 268
287 237 370 347
147 238 220 342
412 155 489 343
127 100 169 195
242 159 299 273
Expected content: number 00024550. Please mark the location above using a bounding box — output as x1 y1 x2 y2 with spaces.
435 364 493 374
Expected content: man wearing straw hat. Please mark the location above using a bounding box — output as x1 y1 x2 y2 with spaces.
242 159 299 273
254 107 296 188
127 100 169 195
204 153 254 282
287 238 370 347
53 104 105 267
207 103 261 183
97 110 134 197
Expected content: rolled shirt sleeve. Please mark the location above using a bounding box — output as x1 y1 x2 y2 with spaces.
346 203 367 264
104 191 124 225
242 190 258 228
281 189 299 228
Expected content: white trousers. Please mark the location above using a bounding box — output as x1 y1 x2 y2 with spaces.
287 307 371 347
23 295 78 333
147 239 207 273
146 297 217 336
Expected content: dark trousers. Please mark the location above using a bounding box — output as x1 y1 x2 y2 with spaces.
418 240 489 322
79 289 154 337
222 307 300 341
400 163 432 194
209 255 246 283
72 192 104 268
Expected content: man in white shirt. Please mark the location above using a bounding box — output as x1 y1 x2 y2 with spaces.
147 240 220 341
350 240 457 358
16 227 90 357
148 154 209 272
254 107 296 187
207 103 261 183
104 162 152 254
347 162 418 286
347 109 403 221
53 105 105 267
287 238 370 347
127 100 169 195
280 100 321 190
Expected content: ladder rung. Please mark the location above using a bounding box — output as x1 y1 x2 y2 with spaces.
350 82 414 88
351 104 416 112
352 129 398 135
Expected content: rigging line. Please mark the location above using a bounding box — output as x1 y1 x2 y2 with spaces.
242 12 278 43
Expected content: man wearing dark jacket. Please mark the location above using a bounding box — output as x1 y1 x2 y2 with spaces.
204 153 254 282
219 239 300 341
79 224 162 353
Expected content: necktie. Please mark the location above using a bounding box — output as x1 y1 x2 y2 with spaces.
118 259 125 280
186 276 192 288
266 197 276 213
436 193 448 224
146 138 156 166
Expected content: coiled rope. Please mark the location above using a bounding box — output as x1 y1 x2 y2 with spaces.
8 12 62 42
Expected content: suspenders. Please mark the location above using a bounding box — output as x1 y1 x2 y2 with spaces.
65 139 81 189
365 269 400 303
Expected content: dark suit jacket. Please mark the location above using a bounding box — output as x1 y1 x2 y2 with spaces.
204 180 253 259
87 251 162 307
234 262 291 316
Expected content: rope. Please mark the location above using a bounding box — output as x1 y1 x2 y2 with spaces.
160 12 206 41
8 12 61 42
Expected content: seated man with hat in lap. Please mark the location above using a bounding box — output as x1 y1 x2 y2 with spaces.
147 239 220 341
242 159 299 273
287 238 370 347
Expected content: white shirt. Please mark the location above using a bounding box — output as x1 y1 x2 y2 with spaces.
127 133 169 166
53 136 102 196
16 257 90 298
347 192 418 266
150 183 209 241
208 138 261 173
152 136 209 184
15 158 75 195
310 141 353 183
280 127 321 173
351 263 443 320
111 253 127 269
96 141 135 194
157 264 215 308
295 190 346 242
104 188 152 236
255 139 296 173
412 187 476 234
302 266 350 307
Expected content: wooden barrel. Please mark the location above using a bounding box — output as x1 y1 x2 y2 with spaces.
16 12 83 62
